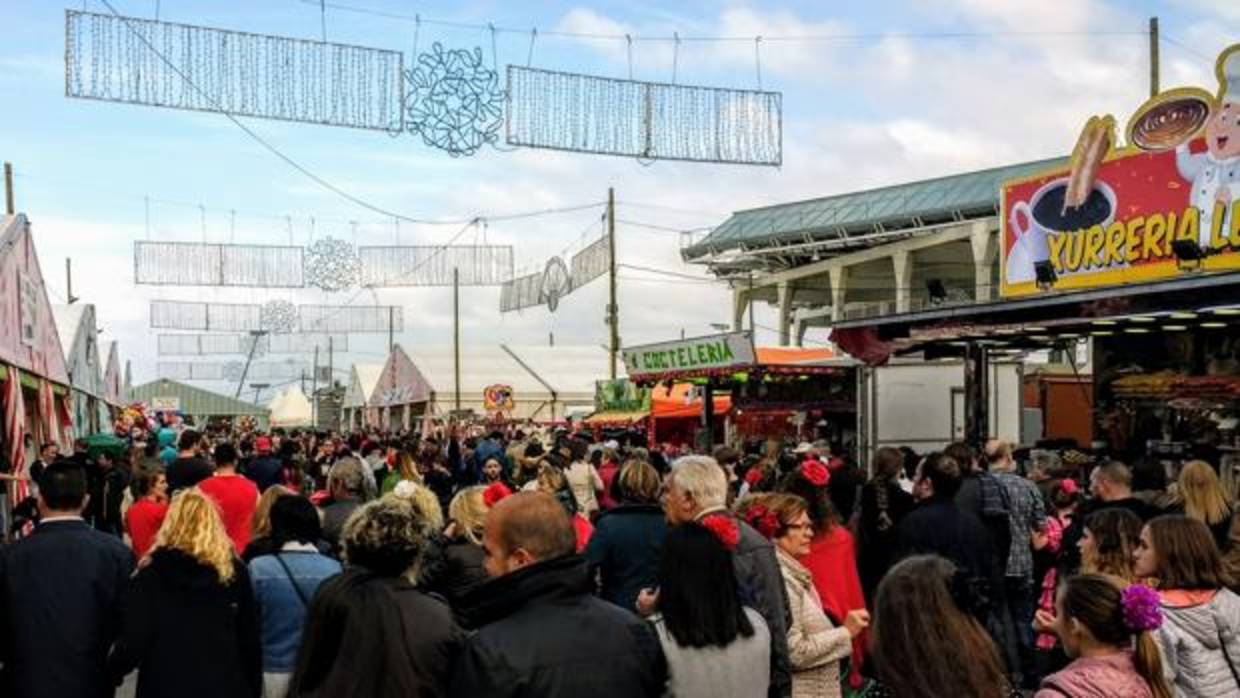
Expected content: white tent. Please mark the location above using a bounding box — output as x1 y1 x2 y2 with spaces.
270 385 313 428
342 363 383 430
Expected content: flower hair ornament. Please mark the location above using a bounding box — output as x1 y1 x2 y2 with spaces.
699 514 740 551
1120 584 1163 633
1059 479 1079 495
392 480 420 500
743 505 782 540
483 482 513 508
744 467 765 488
799 459 830 488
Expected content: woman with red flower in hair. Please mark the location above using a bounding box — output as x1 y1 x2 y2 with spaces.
737 493 869 698
778 461 870 691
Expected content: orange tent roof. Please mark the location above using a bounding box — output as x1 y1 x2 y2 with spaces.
755 347 834 365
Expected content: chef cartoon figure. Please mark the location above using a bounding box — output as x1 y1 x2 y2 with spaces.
1177 44 1240 246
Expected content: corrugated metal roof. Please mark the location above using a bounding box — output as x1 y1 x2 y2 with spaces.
684 158 1065 259
129 378 269 416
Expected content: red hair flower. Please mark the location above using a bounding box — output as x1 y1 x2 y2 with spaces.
744 467 765 487
483 482 513 508
699 514 740 551
800 459 830 487
743 505 781 540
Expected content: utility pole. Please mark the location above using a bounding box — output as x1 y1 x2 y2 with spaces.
3 162 13 215
1149 17 1160 98
607 187 618 379
388 305 395 353
747 271 755 336
311 344 319 427
453 267 461 411
327 335 334 389
65 258 79 304
235 330 267 399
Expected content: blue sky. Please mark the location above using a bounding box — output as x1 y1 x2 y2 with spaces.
0 0 1236 397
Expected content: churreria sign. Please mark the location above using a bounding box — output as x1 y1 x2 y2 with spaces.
1001 42 1240 298
622 332 757 378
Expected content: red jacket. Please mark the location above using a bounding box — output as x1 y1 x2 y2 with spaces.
800 525 868 687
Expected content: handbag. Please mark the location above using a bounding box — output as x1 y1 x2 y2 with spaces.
273 553 311 607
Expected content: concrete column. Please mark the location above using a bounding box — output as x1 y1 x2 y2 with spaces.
891 250 913 313
732 289 747 331
970 221 997 301
795 319 809 347
777 282 794 346
829 267 848 322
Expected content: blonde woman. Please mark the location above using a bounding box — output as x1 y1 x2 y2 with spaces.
422 485 490 604
108 488 261 698
1168 461 1237 552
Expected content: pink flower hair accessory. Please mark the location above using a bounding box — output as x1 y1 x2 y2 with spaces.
1120 584 1163 633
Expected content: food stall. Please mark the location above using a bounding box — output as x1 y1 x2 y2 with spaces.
830 41 1240 468
623 332 855 449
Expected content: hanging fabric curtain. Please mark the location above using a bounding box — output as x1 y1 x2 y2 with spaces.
3 369 30 508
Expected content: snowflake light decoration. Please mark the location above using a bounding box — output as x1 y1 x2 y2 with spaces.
260 300 298 333
404 42 504 157
304 237 360 292
541 256 571 312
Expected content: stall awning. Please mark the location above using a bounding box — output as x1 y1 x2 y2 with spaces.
831 273 1240 365
583 410 649 426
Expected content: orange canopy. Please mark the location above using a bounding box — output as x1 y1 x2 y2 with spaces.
755 347 834 364
651 382 731 419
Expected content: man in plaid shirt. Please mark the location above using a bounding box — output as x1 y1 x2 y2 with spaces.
985 440 1046 688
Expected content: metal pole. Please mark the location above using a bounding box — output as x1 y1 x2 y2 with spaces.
311 345 319 427
3 162 13 215
608 187 618 379
327 336 334 388
748 271 755 336
388 306 394 353
702 381 716 452
1149 17 1159 98
66 258 79 304
234 331 265 399
453 267 461 411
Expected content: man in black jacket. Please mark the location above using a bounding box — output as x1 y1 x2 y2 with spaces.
897 452 1005 640
0 462 134 698
450 492 666 698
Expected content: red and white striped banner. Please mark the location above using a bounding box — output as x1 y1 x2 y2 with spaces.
4 369 29 507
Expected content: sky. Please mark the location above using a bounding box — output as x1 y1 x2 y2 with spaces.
0 0 1236 402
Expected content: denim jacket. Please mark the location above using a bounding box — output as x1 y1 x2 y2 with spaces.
249 544 342 672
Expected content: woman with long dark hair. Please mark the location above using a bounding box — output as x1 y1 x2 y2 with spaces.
870 555 1017 698
288 495 462 697
1035 574 1172 698
1078 508 1143 581
855 447 916 603
1133 515 1240 696
650 521 770 698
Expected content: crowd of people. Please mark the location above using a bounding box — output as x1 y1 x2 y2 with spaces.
2 422 1240 697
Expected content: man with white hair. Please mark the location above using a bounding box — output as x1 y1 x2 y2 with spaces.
652 455 792 698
